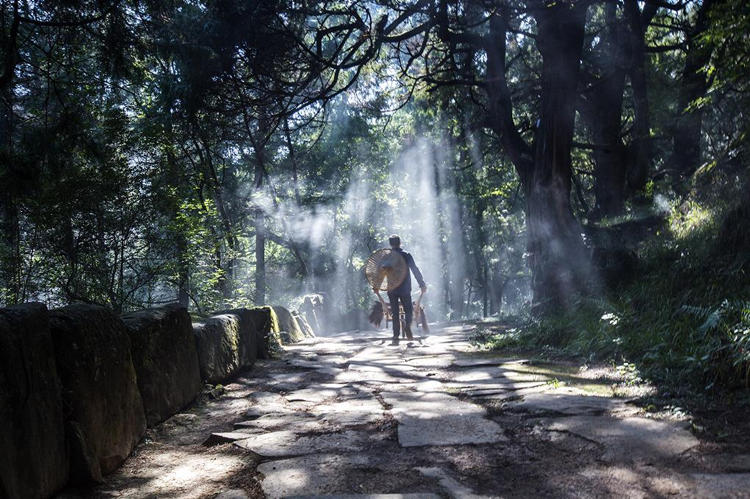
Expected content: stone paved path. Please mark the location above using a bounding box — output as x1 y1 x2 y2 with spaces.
95 324 750 498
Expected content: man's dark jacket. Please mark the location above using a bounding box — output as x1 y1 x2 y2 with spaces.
391 247 425 296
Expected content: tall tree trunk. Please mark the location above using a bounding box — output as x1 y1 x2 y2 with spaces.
487 3 593 310
253 135 268 306
526 2 593 309
624 0 657 194
581 4 629 218
165 147 190 308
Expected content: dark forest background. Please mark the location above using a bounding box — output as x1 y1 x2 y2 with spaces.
1 1 748 388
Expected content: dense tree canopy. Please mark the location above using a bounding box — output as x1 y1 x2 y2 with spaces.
1 0 747 335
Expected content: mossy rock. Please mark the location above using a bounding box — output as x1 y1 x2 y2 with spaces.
213 308 258 369
192 315 241 384
122 304 202 427
247 307 282 358
272 306 306 344
292 310 315 338
49 304 146 483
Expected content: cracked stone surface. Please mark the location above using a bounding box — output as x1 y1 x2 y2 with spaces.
234 430 374 457
381 391 507 447
545 415 699 462
90 324 750 498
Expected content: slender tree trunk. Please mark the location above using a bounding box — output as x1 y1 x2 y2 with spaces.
255 210 266 306
201 142 236 300
247 118 272 306
165 147 190 307
253 137 268 306
482 263 488 318
670 0 722 189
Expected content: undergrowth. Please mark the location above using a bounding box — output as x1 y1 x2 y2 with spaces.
475 184 750 395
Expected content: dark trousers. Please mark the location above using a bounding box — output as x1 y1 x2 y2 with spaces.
387 291 413 338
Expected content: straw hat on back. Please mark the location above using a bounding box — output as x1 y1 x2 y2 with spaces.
364 248 407 292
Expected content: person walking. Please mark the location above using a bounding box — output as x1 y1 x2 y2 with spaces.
385 234 426 345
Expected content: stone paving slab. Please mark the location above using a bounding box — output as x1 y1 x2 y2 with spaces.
288 357 348 369
397 414 507 447
234 430 373 457
235 412 329 433
334 370 413 384
403 355 455 368
215 490 250 499
247 391 289 410
466 383 553 401
510 388 632 415
310 396 385 427
285 384 360 403
204 432 260 445
545 416 698 463
269 372 317 384
347 364 418 377
462 382 548 397
382 391 506 447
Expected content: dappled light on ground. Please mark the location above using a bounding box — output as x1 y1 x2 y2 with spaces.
92 323 750 498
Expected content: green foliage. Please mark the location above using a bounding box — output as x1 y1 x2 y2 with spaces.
0 0 747 344
477 189 750 391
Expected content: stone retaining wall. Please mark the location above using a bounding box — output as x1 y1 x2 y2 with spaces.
0 301 297 498
122 304 202 427
273 306 306 343
0 303 68 499
192 314 242 384
50 304 146 483
213 308 259 369
246 306 283 358
293 310 315 338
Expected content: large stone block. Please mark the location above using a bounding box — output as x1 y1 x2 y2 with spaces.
273 306 305 344
192 315 241 383
292 310 315 339
246 307 282 359
0 303 68 499
122 304 202 427
213 308 258 369
299 294 323 333
50 304 146 483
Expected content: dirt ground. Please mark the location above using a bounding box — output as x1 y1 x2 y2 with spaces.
61 323 750 498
